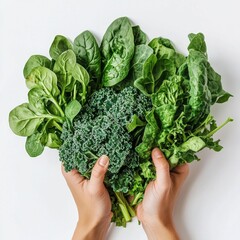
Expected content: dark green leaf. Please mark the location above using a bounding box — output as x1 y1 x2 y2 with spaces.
132 25 147 45
188 33 207 54
74 31 101 80
101 17 135 86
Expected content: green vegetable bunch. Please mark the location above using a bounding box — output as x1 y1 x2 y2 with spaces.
9 17 232 227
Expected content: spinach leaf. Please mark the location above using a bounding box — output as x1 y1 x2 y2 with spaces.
28 88 47 114
46 132 62 149
9 103 45 136
101 17 135 86
49 35 73 60
72 63 90 103
132 25 147 45
65 100 81 123
53 49 76 93
74 31 101 80
25 132 45 157
23 55 51 78
26 66 60 97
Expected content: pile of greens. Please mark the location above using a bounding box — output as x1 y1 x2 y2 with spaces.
9 17 232 227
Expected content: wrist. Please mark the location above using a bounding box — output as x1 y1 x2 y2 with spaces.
72 219 110 240
141 218 179 240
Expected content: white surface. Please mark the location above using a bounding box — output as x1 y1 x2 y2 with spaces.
0 0 239 239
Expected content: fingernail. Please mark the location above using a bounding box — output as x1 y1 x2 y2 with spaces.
99 155 109 167
153 148 162 159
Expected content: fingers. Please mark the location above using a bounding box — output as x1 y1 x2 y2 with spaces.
151 148 170 186
89 155 109 192
171 163 189 190
61 165 84 185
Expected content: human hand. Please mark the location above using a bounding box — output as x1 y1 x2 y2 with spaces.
137 148 189 240
62 155 112 240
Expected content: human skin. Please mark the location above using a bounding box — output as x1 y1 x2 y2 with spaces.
62 155 112 240
136 148 189 240
62 148 189 240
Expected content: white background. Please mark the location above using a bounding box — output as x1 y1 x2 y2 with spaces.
0 0 239 239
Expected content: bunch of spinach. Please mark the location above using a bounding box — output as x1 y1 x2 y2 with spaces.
9 17 232 227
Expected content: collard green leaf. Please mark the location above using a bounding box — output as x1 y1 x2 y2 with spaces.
132 25 147 45
9 103 44 136
25 132 45 157
74 31 101 80
49 35 73 60
101 17 135 86
23 55 51 78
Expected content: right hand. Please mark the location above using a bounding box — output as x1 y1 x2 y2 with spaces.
136 148 189 240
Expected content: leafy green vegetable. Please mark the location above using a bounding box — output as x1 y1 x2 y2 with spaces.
132 25 147 45
25 132 45 157
9 17 232 227
9 103 45 136
101 17 135 86
49 35 73 60
74 31 101 81
23 55 51 78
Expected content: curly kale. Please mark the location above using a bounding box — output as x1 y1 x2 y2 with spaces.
59 86 152 193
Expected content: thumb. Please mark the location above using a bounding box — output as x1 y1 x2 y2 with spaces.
152 148 170 186
89 155 109 191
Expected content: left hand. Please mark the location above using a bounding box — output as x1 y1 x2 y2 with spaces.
62 155 112 240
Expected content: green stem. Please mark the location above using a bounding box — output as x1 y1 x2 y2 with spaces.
40 82 65 117
192 115 212 135
42 114 64 124
52 121 63 132
73 84 77 100
206 117 233 138
115 192 135 222
131 192 143 206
